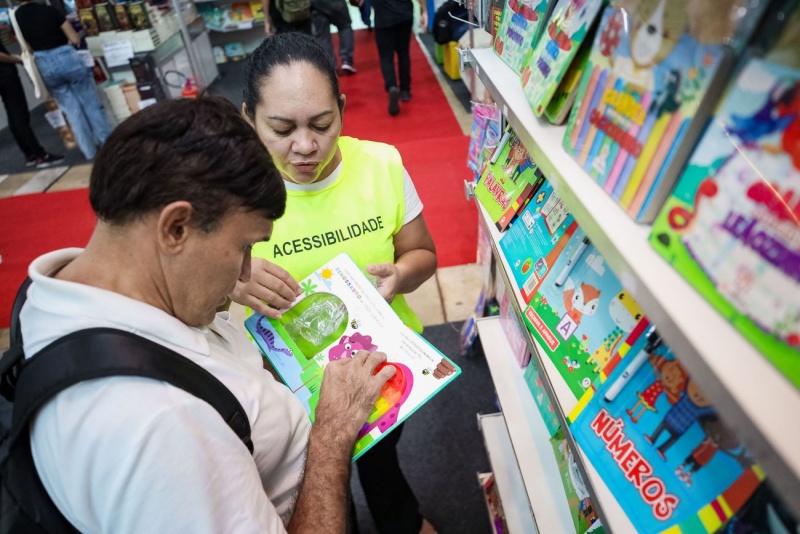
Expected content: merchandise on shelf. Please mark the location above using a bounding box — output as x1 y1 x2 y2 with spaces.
79 8 100 36
544 31 591 125
114 4 134 30
562 1 752 223
569 333 764 532
479 473 509 534
224 41 246 61
197 1 256 31
127 2 153 30
649 52 800 389
250 0 265 21
523 229 648 397
520 0 604 118
212 45 227 63
487 0 505 38
523 361 560 435
550 428 604 533
494 0 555 73
474 132 542 231
468 102 501 178
245 253 461 461
499 179 579 304
494 267 530 366
94 3 116 32
460 222 497 355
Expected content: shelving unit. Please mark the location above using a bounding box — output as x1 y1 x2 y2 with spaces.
467 45 800 521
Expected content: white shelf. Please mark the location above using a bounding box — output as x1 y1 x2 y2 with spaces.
478 413 538 534
477 215 635 533
469 46 800 516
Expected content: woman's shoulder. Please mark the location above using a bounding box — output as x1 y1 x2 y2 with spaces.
340 136 402 163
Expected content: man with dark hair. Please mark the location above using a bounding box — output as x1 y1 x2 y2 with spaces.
0 40 63 168
19 96 396 532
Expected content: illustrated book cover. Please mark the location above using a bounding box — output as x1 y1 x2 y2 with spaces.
550 428 605 533
245 253 461 460
568 331 763 532
494 0 554 73
649 53 800 390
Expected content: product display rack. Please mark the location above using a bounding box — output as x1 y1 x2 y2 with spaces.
466 44 800 524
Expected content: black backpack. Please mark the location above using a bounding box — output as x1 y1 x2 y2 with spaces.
432 0 469 45
0 279 254 533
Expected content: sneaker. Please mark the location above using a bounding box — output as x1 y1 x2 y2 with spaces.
25 156 37 167
35 153 65 169
400 90 411 102
388 87 400 116
341 63 357 75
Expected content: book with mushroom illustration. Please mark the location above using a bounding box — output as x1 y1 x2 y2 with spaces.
245 253 461 460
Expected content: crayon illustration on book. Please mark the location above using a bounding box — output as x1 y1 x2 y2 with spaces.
568 333 763 532
245 253 461 460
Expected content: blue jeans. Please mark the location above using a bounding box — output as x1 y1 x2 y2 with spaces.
35 45 111 159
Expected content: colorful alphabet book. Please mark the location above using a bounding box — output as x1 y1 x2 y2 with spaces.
562 1 739 222
523 230 648 397
244 253 461 461
494 0 554 73
499 180 579 303
474 132 541 231
550 428 605 533
649 55 800 390
520 0 604 117
568 335 763 532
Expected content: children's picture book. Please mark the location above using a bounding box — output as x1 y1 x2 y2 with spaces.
245 253 461 460
79 8 100 36
113 4 133 31
523 230 648 397
568 334 763 532
562 1 743 222
479 472 509 534
649 55 800 389
550 428 604 533
94 3 115 32
474 132 541 231
520 0 604 117
499 180 580 303
230 1 254 21
523 360 560 436
494 0 554 73
126 2 151 30
494 272 531 367
468 102 501 179
544 34 592 125
224 42 246 61
250 0 265 21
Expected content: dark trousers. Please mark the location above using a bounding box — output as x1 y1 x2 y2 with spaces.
0 70 44 160
374 19 412 92
312 0 354 66
354 422 422 534
359 0 372 26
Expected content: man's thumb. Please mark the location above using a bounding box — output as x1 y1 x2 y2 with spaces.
367 263 393 277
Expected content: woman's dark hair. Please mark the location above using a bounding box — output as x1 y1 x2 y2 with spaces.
243 32 343 120
90 96 285 231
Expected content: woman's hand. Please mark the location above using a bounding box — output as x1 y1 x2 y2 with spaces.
366 262 403 303
229 257 303 318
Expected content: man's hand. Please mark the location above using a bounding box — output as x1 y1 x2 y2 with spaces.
229 257 302 318
12 54 23 64
366 262 402 303
418 12 428 32
264 17 275 36
315 350 396 442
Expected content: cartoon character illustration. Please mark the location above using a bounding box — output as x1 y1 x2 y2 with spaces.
546 0 590 56
507 0 542 22
586 290 644 372
729 81 799 146
579 498 600 528
591 144 611 175
357 362 414 439
503 137 531 182
562 278 601 324
644 378 715 461
563 356 581 371
651 69 682 118
674 415 754 487
431 358 457 379
327 332 378 361
626 355 688 423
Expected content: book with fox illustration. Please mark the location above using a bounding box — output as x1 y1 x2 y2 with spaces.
244 253 461 460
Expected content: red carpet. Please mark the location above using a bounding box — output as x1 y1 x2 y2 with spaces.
0 189 96 326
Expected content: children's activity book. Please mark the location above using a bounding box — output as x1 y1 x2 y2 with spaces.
550 428 604 533
562 1 739 222
649 55 800 390
523 229 648 397
474 133 541 231
494 0 553 73
245 253 461 461
520 0 604 117
568 333 764 532
499 180 579 304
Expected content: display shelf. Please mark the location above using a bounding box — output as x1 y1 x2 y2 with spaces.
477 208 634 533
477 412 538 533
468 45 800 516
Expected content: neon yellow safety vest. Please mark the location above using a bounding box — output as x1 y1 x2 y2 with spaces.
252 136 423 333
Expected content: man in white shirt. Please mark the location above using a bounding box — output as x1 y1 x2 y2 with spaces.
19 96 395 533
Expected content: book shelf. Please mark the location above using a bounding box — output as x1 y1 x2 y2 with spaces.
467 45 800 521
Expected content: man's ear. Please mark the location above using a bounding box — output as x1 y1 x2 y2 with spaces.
157 201 195 254
340 94 347 114
242 103 254 127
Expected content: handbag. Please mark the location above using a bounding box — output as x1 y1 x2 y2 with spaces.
9 8 49 100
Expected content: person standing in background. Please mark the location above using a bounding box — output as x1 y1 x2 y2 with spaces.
370 0 426 115
262 0 313 35
358 0 372 30
13 0 112 160
312 0 357 74
0 40 63 168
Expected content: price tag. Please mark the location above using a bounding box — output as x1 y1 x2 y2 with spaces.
44 109 66 129
76 49 95 68
102 40 135 68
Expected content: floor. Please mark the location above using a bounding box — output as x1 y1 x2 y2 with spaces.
0 35 482 352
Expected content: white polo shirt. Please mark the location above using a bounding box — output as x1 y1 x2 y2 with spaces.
20 248 311 534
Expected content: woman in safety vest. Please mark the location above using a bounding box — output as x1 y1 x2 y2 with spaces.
230 32 437 534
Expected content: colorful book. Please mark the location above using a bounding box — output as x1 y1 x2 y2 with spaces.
250 0 265 21
649 54 800 389
544 33 592 124
499 180 579 303
230 1 254 21
474 132 540 231
468 102 501 178
493 0 554 73
94 3 116 32
523 360 560 435
562 2 741 222
523 230 647 397
494 272 531 367
568 335 763 532
79 8 100 36
520 0 604 117
245 253 461 460
224 42 246 61
114 4 133 31
126 2 151 30
550 428 604 533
